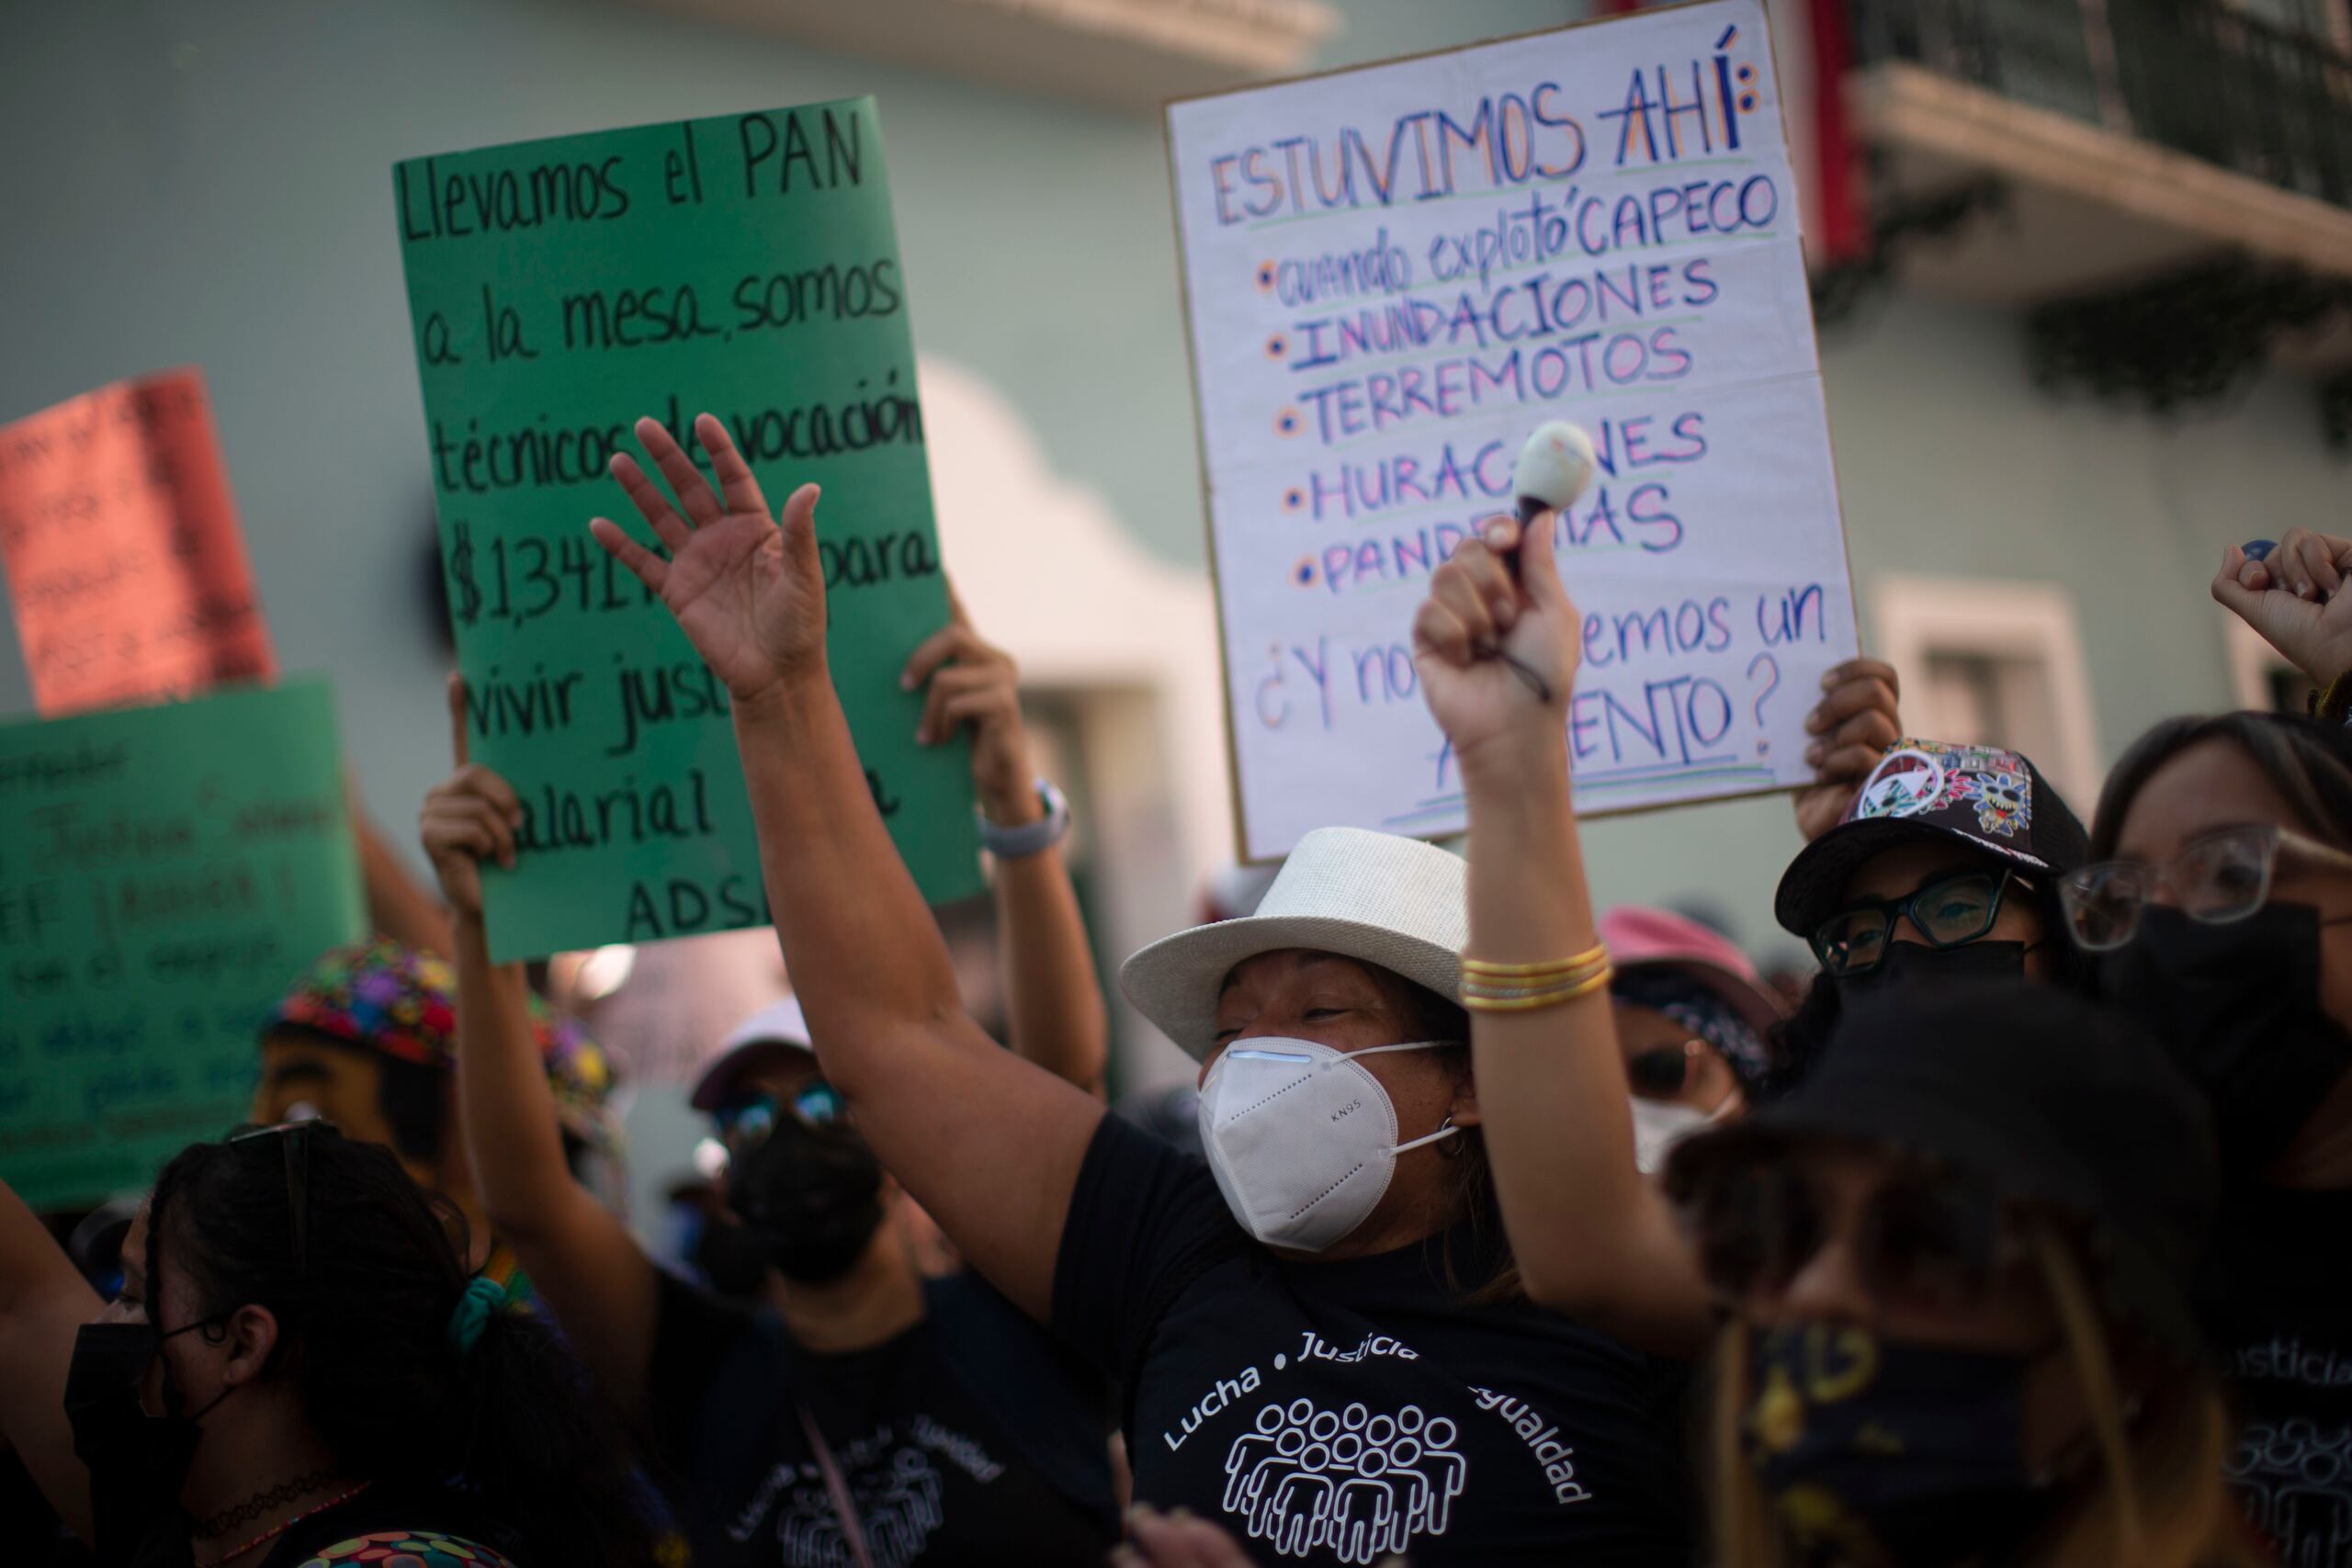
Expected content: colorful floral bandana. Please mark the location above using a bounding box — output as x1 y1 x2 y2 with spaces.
267 940 623 1158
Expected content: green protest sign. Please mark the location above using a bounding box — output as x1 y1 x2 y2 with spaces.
0 680 364 1210
394 101 981 962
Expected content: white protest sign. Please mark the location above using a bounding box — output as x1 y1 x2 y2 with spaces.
1168 0 1856 860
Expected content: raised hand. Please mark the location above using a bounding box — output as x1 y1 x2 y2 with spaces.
420 673 524 919
1413 512 1577 771
2213 528 2352 689
1793 658 1902 841
589 412 827 700
900 582 1038 822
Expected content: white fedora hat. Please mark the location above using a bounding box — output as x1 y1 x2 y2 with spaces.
1120 827 1466 1060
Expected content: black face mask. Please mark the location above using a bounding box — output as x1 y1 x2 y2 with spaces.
2095 902 2352 1171
1745 1323 2047 1568
723 1113 887 1284
691 1212 778 1302
63 1319 230 1568
1843 939 2033 996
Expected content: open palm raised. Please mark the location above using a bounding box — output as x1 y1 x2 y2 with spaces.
589 412 827 699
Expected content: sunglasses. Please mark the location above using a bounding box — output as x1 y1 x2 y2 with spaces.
1810 870 2026 978
1684 1157 2025 1314
228 1121 314 1277
2061 823 2352 952
713 1080 846 1150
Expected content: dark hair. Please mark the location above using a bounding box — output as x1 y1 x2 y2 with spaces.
2093 711 2352 858
1398 985 1523 1303
145 1125 656 1567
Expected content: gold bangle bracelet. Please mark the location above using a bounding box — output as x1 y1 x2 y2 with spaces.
1460 976 1604 998
1462 965 1614 1012
1461 944 1608 980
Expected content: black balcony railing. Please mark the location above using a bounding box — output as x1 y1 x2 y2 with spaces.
1850 0 2352 212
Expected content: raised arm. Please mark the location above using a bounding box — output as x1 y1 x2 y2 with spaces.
902 589 1108 1096
421 677 661 1406
591 414 1103 1320
2212 527 2352 690
0 1174 99 1541
1413 513 1712 1356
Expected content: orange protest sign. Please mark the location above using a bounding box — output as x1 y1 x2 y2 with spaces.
0 367 276 715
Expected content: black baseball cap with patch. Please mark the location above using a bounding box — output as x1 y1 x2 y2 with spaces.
1773 738 2089 942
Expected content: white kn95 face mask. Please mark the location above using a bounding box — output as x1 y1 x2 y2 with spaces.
1195 1037 1460 1254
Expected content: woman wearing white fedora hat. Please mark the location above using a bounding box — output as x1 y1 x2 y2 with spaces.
585 412 1694 1564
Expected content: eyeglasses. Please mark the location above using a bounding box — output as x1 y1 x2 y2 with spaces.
712 1080 846 1151
1682 1158 2025 1314
2061 824 2352 952
228 1122 313 1277
1626 1039 1706 1100
1810 870 2024 978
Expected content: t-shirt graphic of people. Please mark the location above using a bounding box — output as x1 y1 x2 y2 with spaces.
734 1428 945 1568
2213 1185 2352 1567
648 1271 1115 1566
1054 1116 1693 1565
1218 1396 1467 1561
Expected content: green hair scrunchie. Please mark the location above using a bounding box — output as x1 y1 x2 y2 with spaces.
446 1275 508 1359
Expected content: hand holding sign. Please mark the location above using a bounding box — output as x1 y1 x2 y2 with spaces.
902 586 1039 823
591 414 828 704
1416 511 1579 774
422 673 526 919
2214 528 2352 689
1792 658 1904 842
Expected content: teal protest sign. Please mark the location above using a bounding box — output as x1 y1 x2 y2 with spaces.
394 101 980 962
0 680 364 1210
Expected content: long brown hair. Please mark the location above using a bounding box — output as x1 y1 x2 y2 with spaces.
1705 1216 2256 1568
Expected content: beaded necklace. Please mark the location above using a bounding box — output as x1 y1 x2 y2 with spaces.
208 1480 375 1566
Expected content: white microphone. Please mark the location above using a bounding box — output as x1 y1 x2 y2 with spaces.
1511 421 1596 524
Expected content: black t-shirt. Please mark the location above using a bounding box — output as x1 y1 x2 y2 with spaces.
1054 1113 1694 1566
2210 1182 2352 1565
647 1269 1115 1568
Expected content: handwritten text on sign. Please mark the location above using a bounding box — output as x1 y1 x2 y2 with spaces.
0 368 277 716
394 101 981 962
1168 0 1856 858
0 680 363 1210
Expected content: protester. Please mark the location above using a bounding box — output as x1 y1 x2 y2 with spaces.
1600 906 1787 1171
423 590 1123 1563
1665 981 2252 1568
583 412 1696 1563
2094 531 2352 1558
250 939 622 1288
2072 702 2352 1562
0 1121 654 1566
1769 732 2091 1088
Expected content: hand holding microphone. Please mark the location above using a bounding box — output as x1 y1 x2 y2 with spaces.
1475 421 1595 702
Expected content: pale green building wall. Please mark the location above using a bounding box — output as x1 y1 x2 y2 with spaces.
3 0 2343 1118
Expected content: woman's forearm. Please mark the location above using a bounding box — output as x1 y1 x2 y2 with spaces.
993 844 1109 1095
735 678 973 1077
0 1176 98 1541
452 913 573 1236
1460 733 1709 1349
